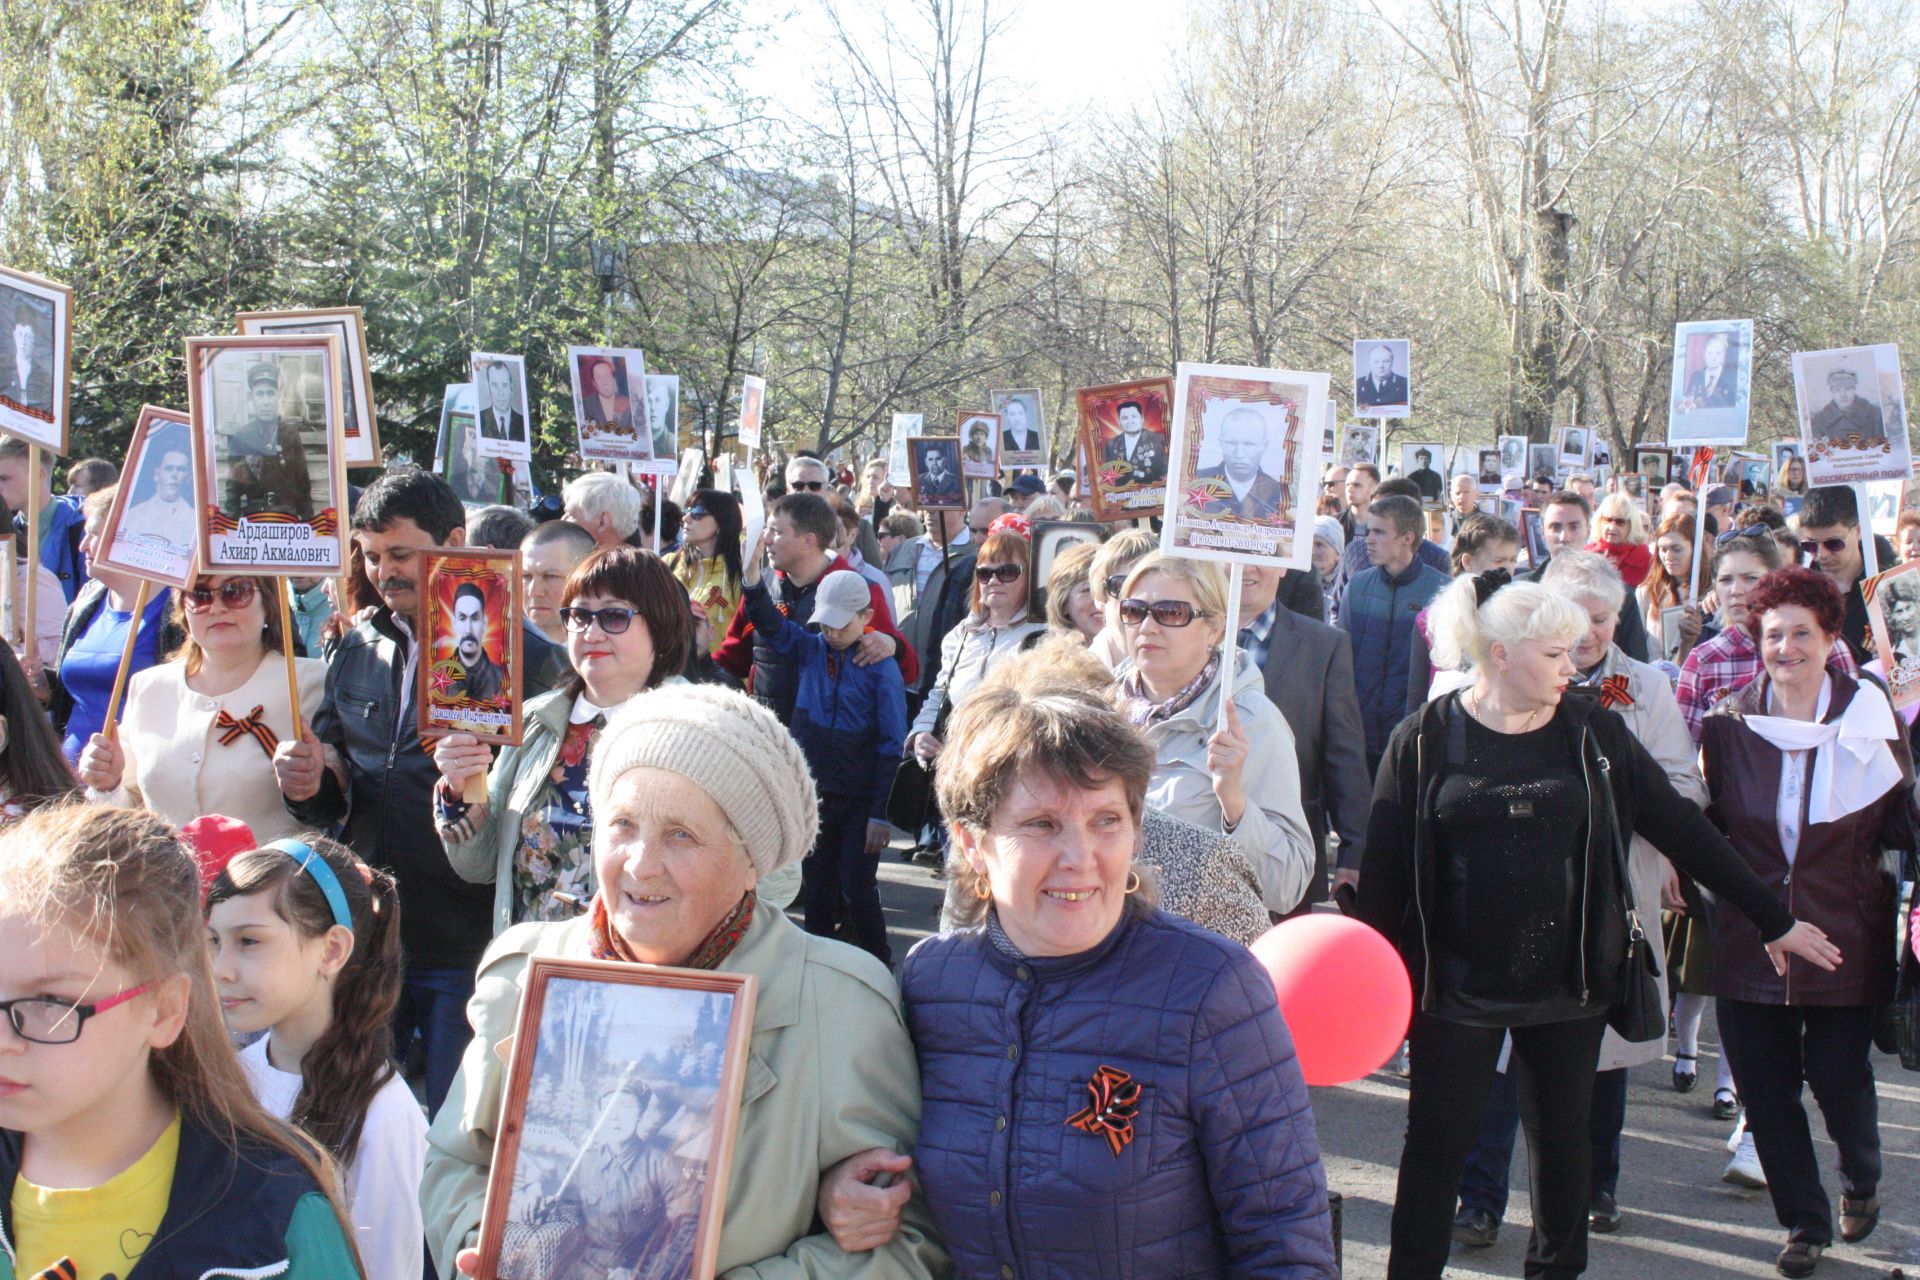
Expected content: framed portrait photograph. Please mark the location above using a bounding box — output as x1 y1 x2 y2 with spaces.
1658 606 1690 664
1865 561 1920 709
737 374 766 452
93 406 198 589
186 333 347 576
1352 338 1411 418
1341 421 1379 468
1555 425 1590 470
1399 442 1447 505
567 346 653 465
1163 362 1327 570
886 412 924 487
908 436 966 511
668 448 705 508
957 411 1000 479
437 384 499 508
1320 404 1337 466
1771 440 1803 486
1475 449 1503 488
1666 318 1753 447
989 389 1046 471
1526 442 1558 482
1794 342 1910 486
636 374 681 475
473 956 757 1280
0 265 73 455
1497 434 1527 484
237 307 380 468
1620 470 1647 499
1028 519 1101 614
416 546 525 745
1633 446 1672 491
1520 508 1548 568
471 352 533 462
1077 376 1172 522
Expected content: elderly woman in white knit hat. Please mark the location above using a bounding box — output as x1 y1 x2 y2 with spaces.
421 684 948 1280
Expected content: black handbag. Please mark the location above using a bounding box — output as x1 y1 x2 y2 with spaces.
1594 747 1667 1044
1894 864 1919 1071
885 756 937 832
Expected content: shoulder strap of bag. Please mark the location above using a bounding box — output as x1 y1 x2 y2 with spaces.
1587 722 1659 976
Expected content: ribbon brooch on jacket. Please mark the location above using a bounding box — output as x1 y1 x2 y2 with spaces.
1066 1065 1143 1157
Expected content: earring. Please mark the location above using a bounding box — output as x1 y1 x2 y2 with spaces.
1124 870 1141 894
973 876 992 901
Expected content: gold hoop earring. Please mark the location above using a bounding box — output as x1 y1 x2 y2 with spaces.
1124 870 1141 894
973 877 992 901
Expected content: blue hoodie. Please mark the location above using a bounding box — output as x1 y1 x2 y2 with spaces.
742 579 907 818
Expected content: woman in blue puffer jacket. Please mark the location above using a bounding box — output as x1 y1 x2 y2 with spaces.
816 654 1338 1279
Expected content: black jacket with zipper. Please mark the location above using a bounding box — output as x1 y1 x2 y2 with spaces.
1357 690 1796 1023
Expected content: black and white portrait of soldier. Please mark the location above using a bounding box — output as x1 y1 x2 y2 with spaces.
1354 341 1410 413
0 293 53 415
219 360 314 520
1809 365 1885 441
915 441 962 504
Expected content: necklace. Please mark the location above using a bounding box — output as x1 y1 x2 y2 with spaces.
1468 689 1544 734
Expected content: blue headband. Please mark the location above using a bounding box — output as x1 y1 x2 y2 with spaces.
267 839 354 934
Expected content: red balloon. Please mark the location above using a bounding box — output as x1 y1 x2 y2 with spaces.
1250 914 1412 1087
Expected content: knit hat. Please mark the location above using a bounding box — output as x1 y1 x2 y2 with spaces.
588 684 819 879
1313 515 1346 554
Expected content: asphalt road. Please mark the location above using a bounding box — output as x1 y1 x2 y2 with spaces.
870 854 1918 1279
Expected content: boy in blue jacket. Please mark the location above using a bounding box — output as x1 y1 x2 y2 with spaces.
742 553 907 963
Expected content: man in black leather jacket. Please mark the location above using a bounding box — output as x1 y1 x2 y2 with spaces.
274 468 562 1115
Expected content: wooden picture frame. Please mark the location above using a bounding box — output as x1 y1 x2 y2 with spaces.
958 410 1000 479
1164 361 1326 570
416 546 526 745
908 436 966 511
186 333 348 576
0 264 74 455
94 406 198 589
1076 376 1172 522
1633 446 1672 491
1028 519 1101 614
236 307 381 467
474 956 757 1280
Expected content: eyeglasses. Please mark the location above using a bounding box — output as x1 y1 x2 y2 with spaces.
560 605 638 634
974 563 1022 583
184 579 258 613
684 507 709 520
1118 598 1212 628
790 480 826 492
1798 537 1851 557
1104 574 1127 598
2 983 151 1045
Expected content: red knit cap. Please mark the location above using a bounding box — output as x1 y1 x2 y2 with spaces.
179 814 258 898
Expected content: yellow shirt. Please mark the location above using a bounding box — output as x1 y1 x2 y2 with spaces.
12 1113 180 1280
667 549 743 654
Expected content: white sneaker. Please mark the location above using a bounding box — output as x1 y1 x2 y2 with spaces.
1722 1131 1766 1188
1387 1040 1410 1076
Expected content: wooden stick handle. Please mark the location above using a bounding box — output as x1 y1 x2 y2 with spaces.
277 578 304 741
101 580 153 739
21 445 40 650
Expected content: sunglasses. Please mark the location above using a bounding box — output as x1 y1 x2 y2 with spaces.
974 563 1022 584
1105 573 1127 598
684 507 709 520
1715 526 1772 547
560 605 638 635
185 579 258 612
1798 537 1850 556
790 480 826 492
1118 598 1211 628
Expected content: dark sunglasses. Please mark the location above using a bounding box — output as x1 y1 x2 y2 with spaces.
1118 598 1211 628
185 579 258 612
974 563 1023 583
1715 526 1773 547
560 605 638 634
1798 537 1850 556
684 507 709 520
1104 573 1127 598
790 480 826 492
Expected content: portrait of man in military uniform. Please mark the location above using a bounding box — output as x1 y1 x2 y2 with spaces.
449 581 506 701
1100 399 1168 485
218 360 314 519
1809 366 1884 441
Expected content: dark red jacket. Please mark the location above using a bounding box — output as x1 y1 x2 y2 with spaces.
1701 671 1914 1006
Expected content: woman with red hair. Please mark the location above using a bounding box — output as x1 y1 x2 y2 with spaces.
1699 566 1914 1276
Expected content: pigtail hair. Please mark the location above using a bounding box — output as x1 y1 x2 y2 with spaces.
295 862 403 1164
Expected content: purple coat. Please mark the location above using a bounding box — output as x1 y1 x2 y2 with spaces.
901 908 1337 1279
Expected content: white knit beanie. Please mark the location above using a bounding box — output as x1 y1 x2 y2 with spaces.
588 684 820 879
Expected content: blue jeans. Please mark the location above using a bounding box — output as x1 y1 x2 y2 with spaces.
1459 1063 1631 1218
395 964 475 1119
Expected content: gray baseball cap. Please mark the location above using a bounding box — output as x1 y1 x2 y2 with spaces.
811 570 873 631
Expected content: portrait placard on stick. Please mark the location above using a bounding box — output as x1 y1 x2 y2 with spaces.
416 546 525 746
1555 426 1591 470
958 411 1000 479
1527 442 1558 482
470 352 533 461
1793 343 1909 486
1076 376 1172 522
1399 442 1447 505
1163 362 1326 571
0 265 72 455
1342 422 1380 468
186 334 348 576
93 406 198 590
237 307 380 467
737 374 766 452
989 389 1046 471
887 412 924 487
1497 435 1528 486
1353 339 1411 418
669 448 705 508
1864 560 1920 710
908 437 966 511
1667 319 1754 447
1633 446 1672 492
473 957 756 1280
568 346 653 465
636 374 682 474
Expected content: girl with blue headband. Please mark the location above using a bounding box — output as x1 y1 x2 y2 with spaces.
207 834 424 1280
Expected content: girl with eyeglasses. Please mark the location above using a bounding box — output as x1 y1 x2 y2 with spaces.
432 546 692 934
48 485 179 763
1114 552 1315 917
664 489 745 655
77 572 326 843
0 806 364 1280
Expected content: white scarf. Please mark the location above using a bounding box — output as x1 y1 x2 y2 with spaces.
1742 676 1903 824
